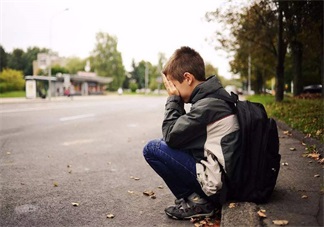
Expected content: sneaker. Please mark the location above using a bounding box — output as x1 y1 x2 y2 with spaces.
165 193 215 220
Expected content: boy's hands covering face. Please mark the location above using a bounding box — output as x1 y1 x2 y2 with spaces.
162 74 180 96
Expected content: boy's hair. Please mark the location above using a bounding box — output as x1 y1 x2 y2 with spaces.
162 46 206 83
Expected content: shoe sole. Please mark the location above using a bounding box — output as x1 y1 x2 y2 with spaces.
165 210 214 220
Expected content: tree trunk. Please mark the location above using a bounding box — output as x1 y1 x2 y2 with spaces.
275 1 285 102
292 41 303 96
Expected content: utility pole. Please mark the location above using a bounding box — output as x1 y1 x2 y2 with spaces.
145 62 149 95
48 8 69 100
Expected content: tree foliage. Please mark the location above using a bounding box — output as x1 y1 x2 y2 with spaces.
206 0 323 100
0 68 25 92
91 32 125 91
65 57 87 74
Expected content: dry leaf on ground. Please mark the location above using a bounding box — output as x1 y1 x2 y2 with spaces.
272 220 289 226
143 190 155 196
257 210 267 218
107 214 114 218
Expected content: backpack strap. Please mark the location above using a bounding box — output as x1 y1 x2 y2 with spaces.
213 92 239 104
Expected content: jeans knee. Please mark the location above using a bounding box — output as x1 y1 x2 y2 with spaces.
143 139 161 159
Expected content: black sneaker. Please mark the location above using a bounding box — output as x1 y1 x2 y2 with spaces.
165 193 215 220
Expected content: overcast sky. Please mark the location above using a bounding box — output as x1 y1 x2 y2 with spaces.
1 0 247 78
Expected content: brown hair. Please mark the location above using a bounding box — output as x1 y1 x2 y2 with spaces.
162 46 206 83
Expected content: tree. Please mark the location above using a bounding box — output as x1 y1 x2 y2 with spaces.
23 46 49 76
0 45 8 71
91 32 125 91
0 68 25 92
65 57 87 74
276 0 286 101
206 1 281 96
7 48 26 72
283 1 323 96
51 64 69 75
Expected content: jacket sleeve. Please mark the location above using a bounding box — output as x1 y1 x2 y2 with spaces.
162 95 207 149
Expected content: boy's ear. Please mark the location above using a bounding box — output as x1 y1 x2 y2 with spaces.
184 72 194 85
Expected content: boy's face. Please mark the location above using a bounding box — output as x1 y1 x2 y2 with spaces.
167 74 194 103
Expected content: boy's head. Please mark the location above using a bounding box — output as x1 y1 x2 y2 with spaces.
162 46 206 103
162 46 206 83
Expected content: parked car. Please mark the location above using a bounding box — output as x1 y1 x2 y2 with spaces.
302 84 322 93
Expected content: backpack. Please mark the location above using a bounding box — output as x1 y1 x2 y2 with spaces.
214 92 281 204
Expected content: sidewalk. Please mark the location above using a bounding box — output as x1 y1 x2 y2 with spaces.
221 120 323 227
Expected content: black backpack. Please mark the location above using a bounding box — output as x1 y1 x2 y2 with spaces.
215 92 281 204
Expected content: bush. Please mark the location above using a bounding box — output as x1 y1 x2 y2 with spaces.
0 69 25 93
129 82 138 93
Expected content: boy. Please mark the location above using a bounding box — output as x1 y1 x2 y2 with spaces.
143 46 240 220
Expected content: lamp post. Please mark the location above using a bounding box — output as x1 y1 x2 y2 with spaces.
48 8 69 100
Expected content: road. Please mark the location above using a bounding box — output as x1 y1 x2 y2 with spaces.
0 95 192 227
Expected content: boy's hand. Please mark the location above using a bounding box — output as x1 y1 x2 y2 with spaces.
162 74 180 96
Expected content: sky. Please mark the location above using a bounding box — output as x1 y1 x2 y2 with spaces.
0 0 247 79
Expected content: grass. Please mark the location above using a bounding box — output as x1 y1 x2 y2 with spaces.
0 91 26 98
247 94 324 142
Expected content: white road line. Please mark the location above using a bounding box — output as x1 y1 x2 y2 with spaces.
59 113 95 122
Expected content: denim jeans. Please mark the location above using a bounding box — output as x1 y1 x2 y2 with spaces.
143 139 207 200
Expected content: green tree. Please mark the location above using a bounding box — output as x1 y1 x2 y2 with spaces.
282 0 323 95
65 57 87 74
91 32 125 91
0 45 8 71
7 48 26 72
0 68 25 92
51 64 69 75
23 46 49 75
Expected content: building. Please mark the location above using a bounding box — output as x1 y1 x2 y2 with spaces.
27 53 113 98
25 73 113 98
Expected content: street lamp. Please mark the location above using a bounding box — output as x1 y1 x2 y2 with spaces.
48 8 69 100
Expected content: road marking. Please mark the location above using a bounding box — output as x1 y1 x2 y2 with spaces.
59 113 95 122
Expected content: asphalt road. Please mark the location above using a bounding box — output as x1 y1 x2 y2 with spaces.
0 95 192 227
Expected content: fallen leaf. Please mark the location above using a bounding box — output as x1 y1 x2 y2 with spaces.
143 190 155 196
107 214 114 218
314 174 320 178
316 129 322 136
257 210 267 218
289 147 296 151
72 202 79 207
301 195 308 199
302 142 306 146
53 182 59 187
272 220 289 226
283 131 291 136
228 203 236 208
307 153 320 160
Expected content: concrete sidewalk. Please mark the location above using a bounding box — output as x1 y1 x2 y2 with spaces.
221 120 323 227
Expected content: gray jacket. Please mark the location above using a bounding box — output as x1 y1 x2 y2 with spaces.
162 76 240 196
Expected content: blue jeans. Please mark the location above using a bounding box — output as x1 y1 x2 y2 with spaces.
143 139 207 200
